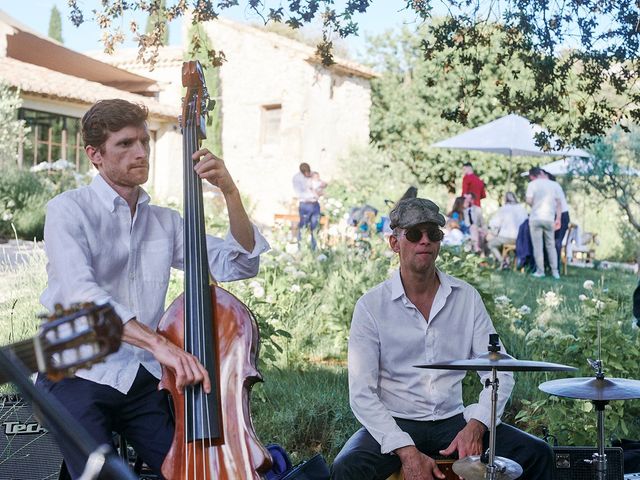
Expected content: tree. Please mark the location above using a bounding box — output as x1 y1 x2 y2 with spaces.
145 0 169 46
185 25 223 157
574 127 640 250
65 1 639 146
0 84 29 167
48 5 64 43
367 24 563 198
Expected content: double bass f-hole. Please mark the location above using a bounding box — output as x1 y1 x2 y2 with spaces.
157 60 272 479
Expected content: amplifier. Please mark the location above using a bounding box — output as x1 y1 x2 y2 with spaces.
0 394 64 480
553 446 624 480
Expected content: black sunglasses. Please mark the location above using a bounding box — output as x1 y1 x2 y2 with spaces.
401 226 444 243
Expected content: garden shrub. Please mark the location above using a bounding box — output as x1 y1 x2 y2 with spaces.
0 167 88 240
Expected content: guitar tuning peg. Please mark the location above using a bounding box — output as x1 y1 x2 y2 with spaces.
207 99 216 111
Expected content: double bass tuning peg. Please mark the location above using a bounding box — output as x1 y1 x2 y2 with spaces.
206 99 216 111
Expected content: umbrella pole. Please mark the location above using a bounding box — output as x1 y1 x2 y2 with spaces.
505 153 513 193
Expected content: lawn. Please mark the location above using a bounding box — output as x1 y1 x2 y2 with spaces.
1 236 639 464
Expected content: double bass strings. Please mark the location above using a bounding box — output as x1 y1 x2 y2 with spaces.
183 93 213 477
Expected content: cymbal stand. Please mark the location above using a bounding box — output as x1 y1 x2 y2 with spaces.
484 334 503 480
586 359 608 480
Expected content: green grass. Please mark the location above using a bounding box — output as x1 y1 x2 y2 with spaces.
2 238 640 461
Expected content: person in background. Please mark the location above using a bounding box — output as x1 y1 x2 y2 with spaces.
487 192 528 268
464 193 485 254
541 170 570 265
331 197 553 480
526 167 561 279
461 162 486 208
442 218 466 247
448 197 469 235
292 162 326 250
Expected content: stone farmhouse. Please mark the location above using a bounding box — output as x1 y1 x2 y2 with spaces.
0 11 375 224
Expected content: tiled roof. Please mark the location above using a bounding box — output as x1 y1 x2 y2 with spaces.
0 57 178 119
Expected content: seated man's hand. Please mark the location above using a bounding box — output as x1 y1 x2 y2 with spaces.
395 445 445 480
439 419 486 459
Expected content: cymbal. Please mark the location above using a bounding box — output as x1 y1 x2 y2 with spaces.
452 455 523 480
415 351 577 372
539 377 640 401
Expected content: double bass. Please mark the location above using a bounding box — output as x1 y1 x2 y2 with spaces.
157 61 272 479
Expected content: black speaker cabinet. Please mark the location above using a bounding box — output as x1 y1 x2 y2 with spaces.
0 394 64 479
553 446 624 480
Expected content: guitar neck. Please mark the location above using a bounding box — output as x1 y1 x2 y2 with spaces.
0 338 39 384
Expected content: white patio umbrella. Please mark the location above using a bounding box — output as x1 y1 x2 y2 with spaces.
432 113 591 189
536 156 640 177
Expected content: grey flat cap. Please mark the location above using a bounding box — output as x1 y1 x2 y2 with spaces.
389 198 446 229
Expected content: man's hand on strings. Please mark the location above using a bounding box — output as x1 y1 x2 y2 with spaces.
152 337 212 394
193 148 237 196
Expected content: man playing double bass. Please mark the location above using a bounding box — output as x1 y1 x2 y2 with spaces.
37 99 269 479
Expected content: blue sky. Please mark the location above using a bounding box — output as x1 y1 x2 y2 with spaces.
0 1 423 58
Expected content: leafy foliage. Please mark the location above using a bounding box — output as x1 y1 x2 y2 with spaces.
0 84 29 168
0 167 88 241
144 0 169 46
573 126 640 238
64 1 638 142
185 25 223 157
367 25 542 197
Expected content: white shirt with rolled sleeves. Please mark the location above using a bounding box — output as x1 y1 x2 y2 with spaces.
348 269 514 455
40 174 270 394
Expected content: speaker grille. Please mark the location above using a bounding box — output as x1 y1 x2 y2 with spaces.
553 446 624 480
0 395 63 480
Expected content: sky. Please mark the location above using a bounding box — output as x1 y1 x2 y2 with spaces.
0 0 424 59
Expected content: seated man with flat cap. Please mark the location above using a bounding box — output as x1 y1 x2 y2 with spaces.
331 198 552 480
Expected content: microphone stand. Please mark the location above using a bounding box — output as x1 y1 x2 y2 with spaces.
0 348 137 480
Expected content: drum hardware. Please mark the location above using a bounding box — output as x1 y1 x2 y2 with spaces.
539 318 640 480
416 333 576 480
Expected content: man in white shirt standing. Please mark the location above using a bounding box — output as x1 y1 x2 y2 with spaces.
526 167 562 278
292 162 326 250
331 198 552 480
37 99 269 479
541 170 570 266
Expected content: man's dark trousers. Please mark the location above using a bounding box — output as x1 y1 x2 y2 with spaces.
331 414 553 480
36 365 173 479
298 200 321 250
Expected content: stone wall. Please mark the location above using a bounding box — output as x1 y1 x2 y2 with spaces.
92 18 374 224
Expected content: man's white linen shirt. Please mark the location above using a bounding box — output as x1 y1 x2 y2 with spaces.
41 174 270 394
348 269 514 455
526 178 560 223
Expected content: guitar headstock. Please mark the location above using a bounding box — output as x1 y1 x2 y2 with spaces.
180 60 211 140
35 302 123 381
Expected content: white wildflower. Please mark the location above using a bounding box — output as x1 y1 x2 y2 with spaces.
6 199 15 208
578 294 588 302
541 291 561 308
583 280 595 290
595 300 605 311
494 295 511 305
518 305 531 315
1 212 12 222
316 254 328 262
290 284 301 293
284 265 297 275
252 285 265 298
